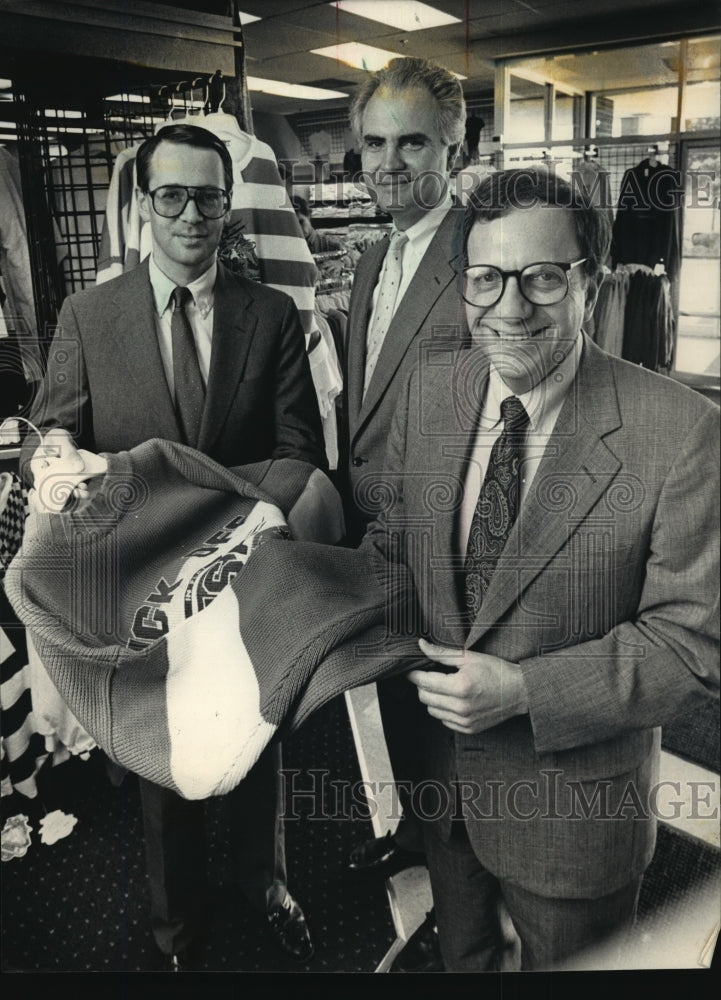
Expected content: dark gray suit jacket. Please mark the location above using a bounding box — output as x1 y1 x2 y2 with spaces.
24 259 326 473
362 334 720 898
339 206 466 543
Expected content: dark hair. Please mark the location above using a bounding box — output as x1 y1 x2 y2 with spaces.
462 166 611 283
136 124 234 194
350 57 466 157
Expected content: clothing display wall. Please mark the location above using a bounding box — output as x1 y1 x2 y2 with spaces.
611 156 682 282
589 264 675 372
0 148 44 384
51 137 129 290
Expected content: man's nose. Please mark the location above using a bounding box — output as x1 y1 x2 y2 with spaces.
380 142 405 172
179 194 203 223
497 275 532 315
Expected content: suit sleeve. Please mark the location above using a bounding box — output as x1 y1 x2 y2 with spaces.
20 296 94 483
520 405 720 753
270 296 328 472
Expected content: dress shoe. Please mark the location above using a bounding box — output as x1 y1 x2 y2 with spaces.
391 909 443 973
152 940 205 972
348 830 426 879
267 892 314 963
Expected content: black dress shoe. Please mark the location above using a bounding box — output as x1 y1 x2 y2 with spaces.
391 909 443 973
348 830 426 878
153 940 205 972
267 892 314 963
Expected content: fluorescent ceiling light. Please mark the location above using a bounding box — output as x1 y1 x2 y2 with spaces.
246 76 348 100
312 42 465 78
312 42 402 72
331 0 460 31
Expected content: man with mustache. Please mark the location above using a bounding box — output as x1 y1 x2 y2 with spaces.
22 123 325 971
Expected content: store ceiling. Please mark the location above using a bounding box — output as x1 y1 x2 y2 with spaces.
237 0 720 114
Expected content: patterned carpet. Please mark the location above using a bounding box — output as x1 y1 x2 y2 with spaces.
2 691 719 979
1 694 395 974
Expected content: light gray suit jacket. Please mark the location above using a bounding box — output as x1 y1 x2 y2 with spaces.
340 206 466 542
362 333 720 898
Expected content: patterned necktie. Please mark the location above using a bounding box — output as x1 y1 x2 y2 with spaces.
363 230 409 397
171 286 205 448
463 395 530 618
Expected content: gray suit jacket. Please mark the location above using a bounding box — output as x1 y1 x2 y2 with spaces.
340 206 466 543
362 334 720 898
24 259 326 474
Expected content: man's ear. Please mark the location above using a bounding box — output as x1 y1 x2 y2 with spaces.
447 143 460 170
137 187 151 223
583 276 601 324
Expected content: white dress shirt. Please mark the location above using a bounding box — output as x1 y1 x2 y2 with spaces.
457 335 582 557
367 193 453 333
148 255 216 399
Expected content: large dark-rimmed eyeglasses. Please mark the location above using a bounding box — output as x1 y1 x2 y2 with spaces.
461 259 588 307
148 185 231 220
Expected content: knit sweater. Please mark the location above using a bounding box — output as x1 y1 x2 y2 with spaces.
5 440 414 800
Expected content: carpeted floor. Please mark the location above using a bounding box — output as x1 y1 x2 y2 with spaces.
2 691 719 977
1 695 396 974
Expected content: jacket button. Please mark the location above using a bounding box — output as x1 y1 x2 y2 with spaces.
352 456 364 467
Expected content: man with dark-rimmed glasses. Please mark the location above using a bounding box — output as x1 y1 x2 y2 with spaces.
22 123 325 970
360 166 719 969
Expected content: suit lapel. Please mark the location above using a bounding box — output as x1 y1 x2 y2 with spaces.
198 263 257 453
418 351 483 647
357 208 462 431
465 336 624 649
346 238 386 432
108 261 180 442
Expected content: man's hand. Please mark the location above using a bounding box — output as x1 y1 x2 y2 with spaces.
29 428 107 513
406 638 529 734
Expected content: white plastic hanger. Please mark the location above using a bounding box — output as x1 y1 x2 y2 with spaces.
155 86 180 135
180 79 206 125
202 73 252 154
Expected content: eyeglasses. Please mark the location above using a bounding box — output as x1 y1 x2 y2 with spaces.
461 259 588 307
148 185 231 220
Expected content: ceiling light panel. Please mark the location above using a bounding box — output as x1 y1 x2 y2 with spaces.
311 42 408 72
312 41 465 78
330 1 460 31
246 76 348 100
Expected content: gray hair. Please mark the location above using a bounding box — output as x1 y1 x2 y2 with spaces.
350 57 466 153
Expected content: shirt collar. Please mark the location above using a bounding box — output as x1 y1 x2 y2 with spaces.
485 332 582 431
394 191 453 247
149 255 217 319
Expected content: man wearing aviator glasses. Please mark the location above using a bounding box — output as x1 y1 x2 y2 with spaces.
22 123 325 970
360 167 719 969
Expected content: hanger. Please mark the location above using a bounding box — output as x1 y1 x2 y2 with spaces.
155 85 179 135
181 78 206 124
202 70 249 143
